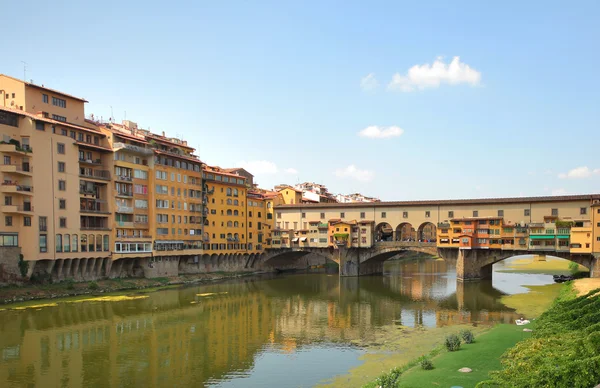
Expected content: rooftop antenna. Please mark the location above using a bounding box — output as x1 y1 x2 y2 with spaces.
21 61 28 81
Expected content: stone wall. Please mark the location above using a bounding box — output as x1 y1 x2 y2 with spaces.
0 247 22 284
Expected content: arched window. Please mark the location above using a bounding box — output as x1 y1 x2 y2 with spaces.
234 221 239 227
56 234 62 253
227 233 232 238
226 188 232 196
267 202 272 208
227 221 233 227
227 199 232 205
103 235 109 251
64 234 70 252
233 199 238 205
89 235 95 252
234 233 239 239
234 210 239 216
233 188 238 196
96 234 102 251
72 234 78 252
227 209 232 216
81 235 87 252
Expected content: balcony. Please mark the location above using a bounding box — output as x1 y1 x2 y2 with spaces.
1 204 34 214
116 234 152 239
1 183 34 195
116 205 134 213
80 201 109 214
0 143 33 155
80 225 111 231
79 158 102 165
116 221 134 228
134 221 148 227
115 190 133 198
0 162 32 176
80 169 111 181
116 175 133 182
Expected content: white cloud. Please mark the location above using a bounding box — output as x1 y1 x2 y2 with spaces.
552 188 568 196
360 73 379 91
237 160 278 175
334 165 374 182
358 125 404 139
558 166 600 179
284 168 298 174
388 56 482 92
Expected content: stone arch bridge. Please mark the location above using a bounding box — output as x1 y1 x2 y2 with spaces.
259 242 600 280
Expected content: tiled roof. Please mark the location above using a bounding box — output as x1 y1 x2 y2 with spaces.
154 150 202 164
1 74 88 102
275 194 600 209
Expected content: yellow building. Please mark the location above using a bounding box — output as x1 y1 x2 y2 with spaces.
570 220 593 254
1 74 113 279
276 185 303 205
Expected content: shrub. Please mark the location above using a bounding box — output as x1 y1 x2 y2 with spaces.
89 281 99 290
568 261 579 274
375 367 402 387
460 329 475 344
445 334 461 351
63 279 75 290
18 254 29 278
420 357 434 370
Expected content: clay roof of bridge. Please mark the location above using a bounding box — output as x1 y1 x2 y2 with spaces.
274 194 600 209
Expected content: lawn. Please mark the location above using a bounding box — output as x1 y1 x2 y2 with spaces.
397 323 532 388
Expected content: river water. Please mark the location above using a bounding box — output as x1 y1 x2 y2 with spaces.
0 258 557 388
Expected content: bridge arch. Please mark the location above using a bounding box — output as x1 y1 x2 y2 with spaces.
376 222 394 242
396 222 416 242
417 222 437 242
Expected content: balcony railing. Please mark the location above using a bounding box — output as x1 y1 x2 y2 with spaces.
79 158 102 165
1 162 32 173
80 225 111 230
80 204 108 213
116 191 133 197
117 221 134 228
116 234 151 239
80 170 111 180
116 205 134 213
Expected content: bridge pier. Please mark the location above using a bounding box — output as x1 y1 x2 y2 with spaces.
456 249 494 281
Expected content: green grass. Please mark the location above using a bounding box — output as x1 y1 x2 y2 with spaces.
397 324 531 388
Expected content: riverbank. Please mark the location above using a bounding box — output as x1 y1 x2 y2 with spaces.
0 271 265 305
353 278 565 387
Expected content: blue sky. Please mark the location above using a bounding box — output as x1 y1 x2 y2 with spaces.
3 0 599 200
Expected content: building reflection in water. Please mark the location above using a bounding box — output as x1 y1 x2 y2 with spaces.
0 259 524 387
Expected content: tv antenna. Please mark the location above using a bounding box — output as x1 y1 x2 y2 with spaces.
21 61 28 81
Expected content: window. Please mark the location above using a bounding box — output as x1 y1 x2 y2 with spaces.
425 211 430 218
39 216 47 231
42 94 48 103
320 212 325 219
35 121 45 130
39 235 47 252
524 209 530 216
134 169 148 179
70 131 76 139
301 212 306 218
360 212 365 219
5 216 12 226
57 143 65 154
227 188 232 196
498 210 504 217
59 217 67 228
580 207 587 215
277 212 282 219
52 96 67 108
4 196 11 206
52 114 67 122
64 234 70 252
381 212 387 218
403 211 409 218
135 199 148 208
103 235 109 251
72 235 78 252
24 216 31 226
59 199 66 209
472 210 478 217
56 234 63 252
155 170 167 180
58 162 65 172
58 180 66 191
551 208 558 216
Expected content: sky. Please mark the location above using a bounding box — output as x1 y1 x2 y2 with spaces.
2 0 599 201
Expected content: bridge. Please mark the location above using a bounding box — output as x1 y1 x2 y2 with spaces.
259 240 600 280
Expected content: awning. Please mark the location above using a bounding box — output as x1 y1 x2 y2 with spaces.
300 237 307 242
292 238 299 242
529 235 555 240
557 235 570 239
440 238 449 242
154 240 185 244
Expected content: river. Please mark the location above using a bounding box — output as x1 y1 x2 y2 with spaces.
0 257 559 388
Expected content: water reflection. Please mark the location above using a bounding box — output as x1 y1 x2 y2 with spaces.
0 259 535 387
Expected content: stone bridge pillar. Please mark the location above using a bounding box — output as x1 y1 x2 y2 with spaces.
456 249 493 281
591 255 600 278
337 248 360 277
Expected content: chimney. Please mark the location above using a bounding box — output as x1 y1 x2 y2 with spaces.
162 131 165 137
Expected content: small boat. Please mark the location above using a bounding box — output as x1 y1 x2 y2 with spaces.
553 274 574 283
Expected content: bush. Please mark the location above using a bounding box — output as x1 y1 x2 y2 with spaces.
460 329 475 344
89 281 99 290
420 357 434 370
63 279 75 290
568 261 579 274
445 334 461 351
375 367 402 387
18 254 29 278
